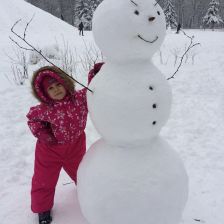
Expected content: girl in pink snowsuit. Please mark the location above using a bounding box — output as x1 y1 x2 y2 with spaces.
27 64 103 224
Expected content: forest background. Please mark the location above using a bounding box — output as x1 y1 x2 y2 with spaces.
25 0 224 30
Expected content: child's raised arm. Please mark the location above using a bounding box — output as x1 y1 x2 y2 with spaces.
75 62 104 101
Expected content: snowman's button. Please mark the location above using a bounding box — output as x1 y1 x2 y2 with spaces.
134 10 139 15
149 86 154 91
152 104 157 109
152 121 157 125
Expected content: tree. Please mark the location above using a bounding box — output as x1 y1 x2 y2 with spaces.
25 0 224 30
74 0 103 30
25 0 76 25
57 0 76 25
164 0 178 29
74 1 91 30
185 0 203 28
202 0 223 30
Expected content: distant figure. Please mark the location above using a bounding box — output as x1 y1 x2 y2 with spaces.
79 22 84 36
61 14 64 21
176 23 181 34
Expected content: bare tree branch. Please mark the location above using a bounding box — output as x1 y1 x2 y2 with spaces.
9 36 34 51
9 18 93 93
24 15 35 39
167 29 201 80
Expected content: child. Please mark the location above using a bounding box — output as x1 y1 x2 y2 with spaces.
27 63 103 224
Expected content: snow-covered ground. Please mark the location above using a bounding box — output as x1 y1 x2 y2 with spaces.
0 0 224 223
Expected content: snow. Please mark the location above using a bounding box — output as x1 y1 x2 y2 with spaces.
0 0 224 224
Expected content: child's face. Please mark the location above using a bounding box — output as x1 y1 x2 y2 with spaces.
47 82 67 100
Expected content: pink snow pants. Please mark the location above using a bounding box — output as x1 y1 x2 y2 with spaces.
31 133 86 213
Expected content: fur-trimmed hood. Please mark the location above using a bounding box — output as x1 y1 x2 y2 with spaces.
31 66 75 104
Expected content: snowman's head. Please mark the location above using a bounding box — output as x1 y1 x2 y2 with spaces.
92 0 166 62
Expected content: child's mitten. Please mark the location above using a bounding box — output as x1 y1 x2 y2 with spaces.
88 62 104 84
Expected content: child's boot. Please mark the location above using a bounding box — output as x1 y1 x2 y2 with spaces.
38 210 52 224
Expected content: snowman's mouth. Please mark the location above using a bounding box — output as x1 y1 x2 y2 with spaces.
138 35 159 43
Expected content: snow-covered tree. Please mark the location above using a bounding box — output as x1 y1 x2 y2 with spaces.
163 0 178 29
74 0 103 30
24 0 224 29
202 0 223 30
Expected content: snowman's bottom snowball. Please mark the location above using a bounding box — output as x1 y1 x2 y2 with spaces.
77 137 188 224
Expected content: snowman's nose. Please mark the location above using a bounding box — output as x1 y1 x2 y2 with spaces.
148 17 156 22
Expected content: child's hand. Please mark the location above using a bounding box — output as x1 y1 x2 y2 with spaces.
37 130 58 145
88 62 104 84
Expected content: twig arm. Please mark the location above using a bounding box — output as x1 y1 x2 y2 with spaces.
167 28 201 80
10 18 93 93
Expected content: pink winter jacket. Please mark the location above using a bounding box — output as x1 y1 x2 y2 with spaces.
27 63 103 145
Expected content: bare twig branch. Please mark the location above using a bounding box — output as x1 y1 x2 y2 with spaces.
5 45 29 85
9 36 34 51
79 39 104 73
167 29 201 80
170 47 181 66
24 15 35 39
10 64 25 85
9 18 93 93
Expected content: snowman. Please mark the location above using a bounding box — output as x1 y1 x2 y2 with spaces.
77 0 188 224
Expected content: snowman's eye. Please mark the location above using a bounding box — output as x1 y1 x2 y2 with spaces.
157 11 161 15
134 10 139 15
